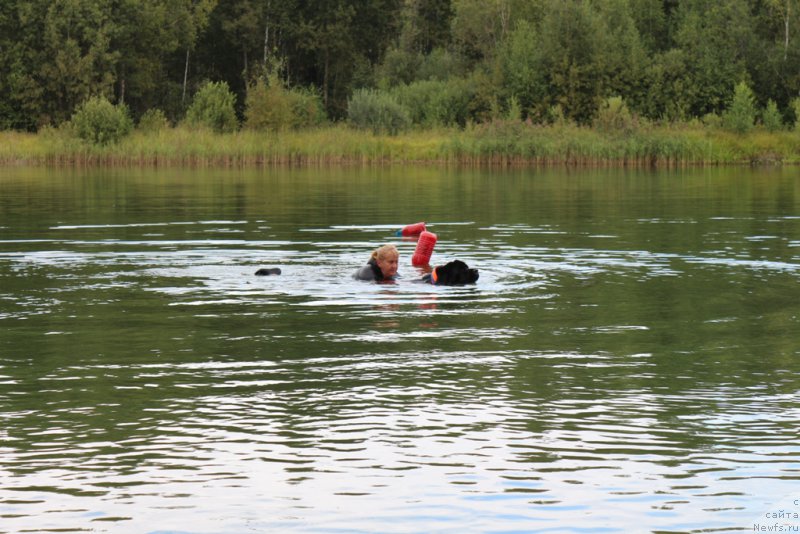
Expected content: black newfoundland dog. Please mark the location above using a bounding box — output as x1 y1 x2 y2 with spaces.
422 260 479 285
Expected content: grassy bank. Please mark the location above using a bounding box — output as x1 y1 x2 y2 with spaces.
2 122 798 167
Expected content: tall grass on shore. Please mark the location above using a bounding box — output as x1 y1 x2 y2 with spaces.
446 121 798 166
2 122 798 167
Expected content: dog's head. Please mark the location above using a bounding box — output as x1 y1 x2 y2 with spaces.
431 260 479 285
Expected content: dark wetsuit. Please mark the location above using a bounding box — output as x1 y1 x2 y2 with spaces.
353 258 395 281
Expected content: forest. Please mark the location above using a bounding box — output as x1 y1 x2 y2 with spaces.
2 0 800 165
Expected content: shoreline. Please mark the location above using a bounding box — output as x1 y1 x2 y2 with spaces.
1 124 797 168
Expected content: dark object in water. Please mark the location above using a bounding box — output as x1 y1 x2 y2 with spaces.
423 260 479 285
255 267 282 276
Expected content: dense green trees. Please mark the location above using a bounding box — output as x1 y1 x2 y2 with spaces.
4 0 800 133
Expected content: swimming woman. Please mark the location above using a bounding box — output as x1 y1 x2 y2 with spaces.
353 244 399 281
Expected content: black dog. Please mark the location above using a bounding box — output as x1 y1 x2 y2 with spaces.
255 267 282 276
422 260 479 285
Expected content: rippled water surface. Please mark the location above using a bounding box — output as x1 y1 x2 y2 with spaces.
1 166 800 533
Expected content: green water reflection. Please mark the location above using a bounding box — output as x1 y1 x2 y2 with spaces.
0 166 799 533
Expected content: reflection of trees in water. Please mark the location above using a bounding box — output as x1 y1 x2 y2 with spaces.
2 167 799 508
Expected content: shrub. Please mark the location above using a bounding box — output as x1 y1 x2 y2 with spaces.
245 77 325 131
432 78 474 127
762 99 783 132
546 104 570 126
466 69 501 123
246 77 293 131
137 108 169 132
392 78 474 128
185 81 238 133
722 82 756 134
593 96 636 134
416 48 464 82
791 97 800 131
70 96 133 145
392 81 436 126
289 87 326 129
376 47 420 88
506 96 522 122
701 113 722 129
347 89 410 135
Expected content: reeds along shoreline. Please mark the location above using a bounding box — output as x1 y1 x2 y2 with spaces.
1 123 798 167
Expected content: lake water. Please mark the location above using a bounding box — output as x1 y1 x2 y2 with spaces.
1 166 799 533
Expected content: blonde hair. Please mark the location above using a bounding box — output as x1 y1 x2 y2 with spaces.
370 244 398 261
